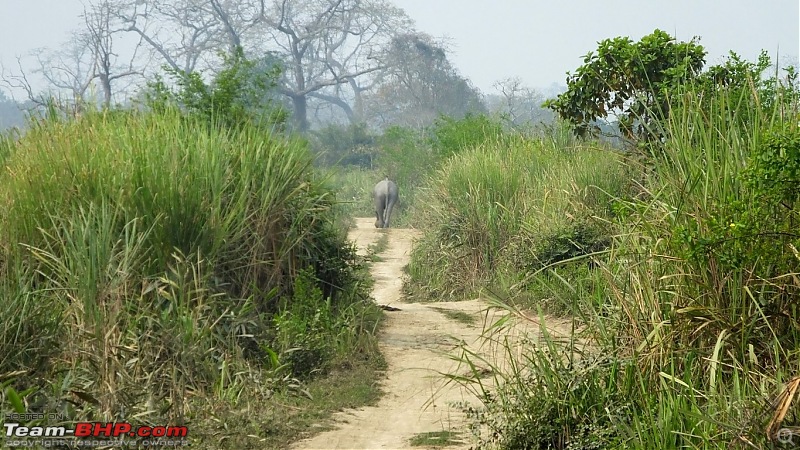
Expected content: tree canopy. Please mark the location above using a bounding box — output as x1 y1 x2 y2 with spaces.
545 29 706 142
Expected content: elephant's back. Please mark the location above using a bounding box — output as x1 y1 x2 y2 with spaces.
373 179 398 199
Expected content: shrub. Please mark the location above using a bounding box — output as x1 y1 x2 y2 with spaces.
0 106 374 430
429 113 508 158
461 56 800 449
406 129 626 302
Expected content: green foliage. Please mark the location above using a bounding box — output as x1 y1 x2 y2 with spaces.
697 51 772 92
325 167 384 220
429 113 507 158
303 216 363 302
660 73 800 323
746 124 800 208
408 431 463 447
464 343 630 450
376 125 436 219
0 260 63 375
406 130 626 301
146 47 287 130
529 218 610 269
312 122 378 168
273 268 335 378
318 117 511 230
271 262 378 381
462 54 800 449
378 125 434 185
383 39 800 449
545 29 705 142
321 124 438 228
0 107 377 436
0 128 17 168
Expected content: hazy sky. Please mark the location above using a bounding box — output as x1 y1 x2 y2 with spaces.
1 0 798 97
392 0 800 93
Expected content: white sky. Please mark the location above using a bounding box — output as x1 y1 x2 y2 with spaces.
392 0 800 93
1 0 798 96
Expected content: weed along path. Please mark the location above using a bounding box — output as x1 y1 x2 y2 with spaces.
293 218 499 450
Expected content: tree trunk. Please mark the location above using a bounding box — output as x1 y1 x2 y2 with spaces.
291 94 309 132
99 73 112 107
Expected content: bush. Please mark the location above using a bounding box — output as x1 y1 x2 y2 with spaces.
0 106 375 430
311 122 379 168
460 56 800 449
464 341 632 450
429 113 507 158
406 129 626 303
146 47 287 131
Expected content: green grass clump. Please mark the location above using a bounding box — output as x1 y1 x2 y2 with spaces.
0 107 381 446
409 430 464 447
430 307 476 326
406 130 626 304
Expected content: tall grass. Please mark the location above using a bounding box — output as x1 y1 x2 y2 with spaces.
450 70 800 448
0 107 379 439
5 108 335 299
406 131 627 302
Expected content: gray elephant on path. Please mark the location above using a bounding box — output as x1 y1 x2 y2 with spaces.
373 177 399 228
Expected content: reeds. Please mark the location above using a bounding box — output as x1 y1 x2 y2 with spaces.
0 106 378 432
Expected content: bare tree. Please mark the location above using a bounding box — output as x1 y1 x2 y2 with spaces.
0 56 51 108
82 0 143 106
489 77 553 126
255 0 411 130
0 37 96 113
112 0 411 130
116 0 232 74
1 0 143 111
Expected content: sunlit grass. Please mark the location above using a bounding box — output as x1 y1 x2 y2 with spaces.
406 131 626 303
0 107 382 446
442 72 800 448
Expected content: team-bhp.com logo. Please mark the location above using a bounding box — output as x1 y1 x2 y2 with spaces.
4 421 189 447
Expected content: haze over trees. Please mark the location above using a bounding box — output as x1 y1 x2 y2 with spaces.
0 0 522 133
363 32 486 128
485 76 554 127
0 90 26 129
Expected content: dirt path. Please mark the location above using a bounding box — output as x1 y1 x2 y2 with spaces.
292 218 509 450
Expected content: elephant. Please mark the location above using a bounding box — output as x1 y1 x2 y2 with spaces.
373 177 399 228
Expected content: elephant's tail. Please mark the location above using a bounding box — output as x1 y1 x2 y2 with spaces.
381 189 389 214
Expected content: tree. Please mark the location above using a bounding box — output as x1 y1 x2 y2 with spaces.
311 122 377 167
256 0 411 130
116 0 411 131
146 48 287 130
82 0 143 106
486 77 554 127
365 32 486 128
1 38 96 112
545 29 706 142
1 0 142 111
116 0 239 75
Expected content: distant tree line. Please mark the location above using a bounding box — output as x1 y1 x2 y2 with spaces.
0 0 556 135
